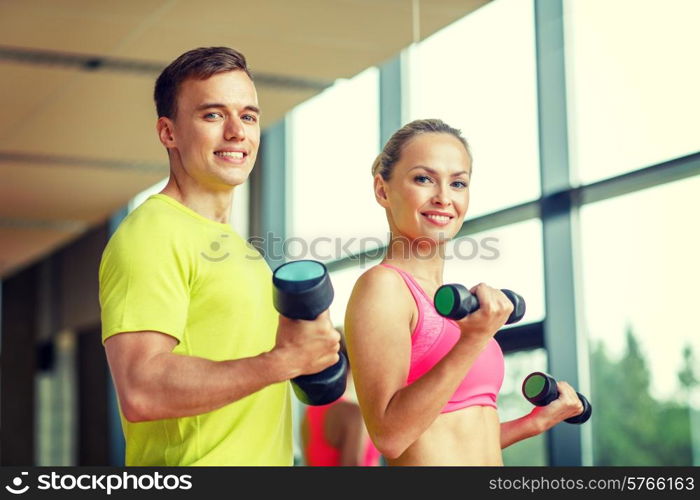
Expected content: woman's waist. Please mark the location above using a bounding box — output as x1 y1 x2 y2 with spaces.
392 405 502 466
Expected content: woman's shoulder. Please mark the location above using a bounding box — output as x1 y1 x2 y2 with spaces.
347 265 414 322
353 264 407 295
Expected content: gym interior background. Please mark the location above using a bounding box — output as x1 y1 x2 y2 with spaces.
1 0 699 466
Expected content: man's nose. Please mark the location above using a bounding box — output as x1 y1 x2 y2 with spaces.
224 116 246 141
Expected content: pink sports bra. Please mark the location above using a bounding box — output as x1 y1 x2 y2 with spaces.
380 263 504 413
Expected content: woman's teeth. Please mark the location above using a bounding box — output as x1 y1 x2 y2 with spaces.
425 214 450 223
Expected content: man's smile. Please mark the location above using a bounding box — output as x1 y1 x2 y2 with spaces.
214 149 248 163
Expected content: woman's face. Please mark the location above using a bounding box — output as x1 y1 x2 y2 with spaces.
375 132 471 244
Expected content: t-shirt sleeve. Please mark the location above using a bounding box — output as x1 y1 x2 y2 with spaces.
99 223 190 344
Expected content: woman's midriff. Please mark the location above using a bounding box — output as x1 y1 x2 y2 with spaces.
388 405 502 466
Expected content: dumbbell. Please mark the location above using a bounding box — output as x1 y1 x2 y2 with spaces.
434 284 526 324
272 259 347 406
522 371 592 424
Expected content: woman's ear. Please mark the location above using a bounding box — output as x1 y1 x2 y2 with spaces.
374 174 390 208
156 117 176 148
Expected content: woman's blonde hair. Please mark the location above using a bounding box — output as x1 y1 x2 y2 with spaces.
371 119 471 180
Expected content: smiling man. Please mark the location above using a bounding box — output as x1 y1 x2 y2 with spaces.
98 47 341 466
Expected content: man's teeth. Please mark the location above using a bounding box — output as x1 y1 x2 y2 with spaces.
425 214 451 223
216 151 244 159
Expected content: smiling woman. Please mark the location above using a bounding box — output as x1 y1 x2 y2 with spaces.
345 119 584 465
370 119 471 245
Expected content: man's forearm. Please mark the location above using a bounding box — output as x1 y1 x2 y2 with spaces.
121 350 291 422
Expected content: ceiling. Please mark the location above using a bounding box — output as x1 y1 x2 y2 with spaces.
0 0 490 279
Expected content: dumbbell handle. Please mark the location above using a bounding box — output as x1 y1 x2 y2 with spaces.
434 284 526 324
522 371 592 424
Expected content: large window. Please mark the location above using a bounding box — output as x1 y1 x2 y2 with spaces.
282 0 700 467
288 68 383 261
408 0 540 217
580 176 700 465
564 0 700 183
444 219 545 325
501 348 548 466
36 330 76 465
329 259 382 331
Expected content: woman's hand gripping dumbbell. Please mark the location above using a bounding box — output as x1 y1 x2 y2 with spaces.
434 284 526 324
522 371 592 424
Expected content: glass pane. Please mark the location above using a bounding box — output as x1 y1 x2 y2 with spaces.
289 68 385 261
330 259 382 331
565 0 700 183
408 0 540 217
35 330 77 465
580 175 700 465
501 348 548 466
444 219 545 325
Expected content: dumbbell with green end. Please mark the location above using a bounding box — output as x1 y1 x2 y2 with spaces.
522 371 592 424
272 259 348 406
434 284 526 324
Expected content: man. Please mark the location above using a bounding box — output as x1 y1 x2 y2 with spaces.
99 47 340 466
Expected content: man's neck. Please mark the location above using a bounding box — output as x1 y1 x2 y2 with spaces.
160 176 235 224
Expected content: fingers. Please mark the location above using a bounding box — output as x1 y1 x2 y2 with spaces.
469 283 514 318
557 381 584 416
317 308 332 324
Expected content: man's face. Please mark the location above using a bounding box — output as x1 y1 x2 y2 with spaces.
162 70 261 189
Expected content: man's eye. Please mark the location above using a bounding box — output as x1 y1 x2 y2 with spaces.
242 114 258 123
204 112 221 119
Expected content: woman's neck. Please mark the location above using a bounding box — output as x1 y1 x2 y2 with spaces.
384 235 446 285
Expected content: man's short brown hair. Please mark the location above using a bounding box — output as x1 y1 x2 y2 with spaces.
154 46 252 119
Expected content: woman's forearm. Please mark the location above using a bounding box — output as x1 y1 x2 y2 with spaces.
500 411 543 449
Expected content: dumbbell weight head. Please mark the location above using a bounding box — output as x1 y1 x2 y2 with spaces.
501 289 526 325
565 393 592 424
522 371 559 406
273 260 334 321
292 351 349 406
434 283 478 320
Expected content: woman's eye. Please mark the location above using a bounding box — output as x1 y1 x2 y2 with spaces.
415 175 432 184
452 180 468 189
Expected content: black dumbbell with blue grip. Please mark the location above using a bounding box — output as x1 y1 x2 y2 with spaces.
434 284 526 324
272 260 347 406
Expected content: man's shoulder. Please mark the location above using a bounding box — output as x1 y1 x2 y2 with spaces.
119 196 178 231
104 197 187 261
111 196 196 245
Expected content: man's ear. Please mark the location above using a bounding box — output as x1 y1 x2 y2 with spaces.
374 174 390 208
156 117 176 148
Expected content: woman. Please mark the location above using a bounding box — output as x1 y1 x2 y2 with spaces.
345 119 583 465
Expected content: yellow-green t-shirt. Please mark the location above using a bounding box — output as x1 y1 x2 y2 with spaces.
99 194 292 466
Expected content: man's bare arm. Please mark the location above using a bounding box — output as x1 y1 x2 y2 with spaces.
105 312 340 422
